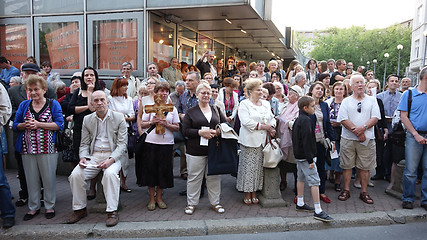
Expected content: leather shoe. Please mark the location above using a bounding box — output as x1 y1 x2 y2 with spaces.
2 217 15 228
23 209 40 221
67 208 87 224
106 211 119 227
320 195 331 203
45 211 55 219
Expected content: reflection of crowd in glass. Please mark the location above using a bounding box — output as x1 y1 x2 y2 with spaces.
1 53 426 229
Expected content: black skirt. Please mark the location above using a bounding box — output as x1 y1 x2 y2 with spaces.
139 142 174 189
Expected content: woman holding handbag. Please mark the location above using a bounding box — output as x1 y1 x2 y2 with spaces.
108 77 136 193
307 81 335 204
236 78 276 205
182 81 227 215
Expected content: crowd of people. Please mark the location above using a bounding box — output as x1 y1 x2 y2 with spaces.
0 52 427 228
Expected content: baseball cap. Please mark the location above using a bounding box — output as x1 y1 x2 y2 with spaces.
21 63 40 72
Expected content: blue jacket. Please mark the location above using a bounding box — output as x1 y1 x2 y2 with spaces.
13 99 64 153
309 101 335 141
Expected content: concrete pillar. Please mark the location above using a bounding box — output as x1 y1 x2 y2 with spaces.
258 167 287 207
386 160 405 199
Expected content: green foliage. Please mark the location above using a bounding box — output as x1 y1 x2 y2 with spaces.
310 25 411 80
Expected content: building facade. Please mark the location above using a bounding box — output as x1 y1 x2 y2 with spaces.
409 0 427 82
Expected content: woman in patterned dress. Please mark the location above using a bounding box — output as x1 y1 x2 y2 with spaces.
13 75 64 220
236 78 276 205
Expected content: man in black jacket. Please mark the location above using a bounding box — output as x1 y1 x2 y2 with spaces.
195 51 216 79
292 96 333 222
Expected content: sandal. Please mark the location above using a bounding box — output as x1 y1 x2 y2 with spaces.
338 190 350 201
251 198 259 204
359 192 374 204
334 184 342 192
147 202 156 211
211 204 225 214
243 198 252 205
157 201 167 209
184 205 195 215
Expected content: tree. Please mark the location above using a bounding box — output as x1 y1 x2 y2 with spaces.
309 25 411 84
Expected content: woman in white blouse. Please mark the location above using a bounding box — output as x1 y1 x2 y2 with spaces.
237 78 276 205
108 77 135 193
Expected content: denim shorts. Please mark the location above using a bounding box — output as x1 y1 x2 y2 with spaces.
296 160 320 187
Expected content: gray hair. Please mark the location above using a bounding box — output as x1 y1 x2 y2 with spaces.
349 74 365 86
10 76 23 84
196 81 211 94
420 66 427 81
175 80 185 88
146 62 158 71
121 62 133 69
294 72 306 83
52 80 66 92
187 71 201 81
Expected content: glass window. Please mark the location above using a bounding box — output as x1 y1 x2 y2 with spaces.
38 21 81 69
92 19 138 70
153 21 175 74
147 0 243 8
178 26 197 42
213 41 225 63
197 34 212 61
180 44 193 65
0 0 31 16
0 23 28 68
87 0 143 11
33 0 83 14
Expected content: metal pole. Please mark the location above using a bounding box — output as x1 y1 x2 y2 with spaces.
383 58 387 91
373 63 376 76
397 49 401 76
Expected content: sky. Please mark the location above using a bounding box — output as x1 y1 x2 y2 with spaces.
272 0 416 32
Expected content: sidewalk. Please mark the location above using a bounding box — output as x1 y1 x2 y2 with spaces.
1 157 426 239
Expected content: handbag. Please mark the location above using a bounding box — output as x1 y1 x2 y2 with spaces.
262 135 283 168
128 126 137 159
207 107 239 175
320 137 333 166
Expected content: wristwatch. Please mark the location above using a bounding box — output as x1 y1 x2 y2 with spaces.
363 124 368 130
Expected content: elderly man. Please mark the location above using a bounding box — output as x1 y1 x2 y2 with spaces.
67 90 127 227
400 77 412 92
169 81 186 108
8 63 57 207
399 67 427 210
120 62 141 99
162 57 183 92
196 51 216 78
0 56 20 87
142 62 166 84
337 75 380 204
294 72 309 95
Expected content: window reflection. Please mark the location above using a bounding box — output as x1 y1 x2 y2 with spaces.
197 34 212 60
93 18 137 70
0 24 27 68
39 22 80 69
153 21 174 74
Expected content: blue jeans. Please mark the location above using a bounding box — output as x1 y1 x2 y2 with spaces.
0 161 15 219
402 132 427 204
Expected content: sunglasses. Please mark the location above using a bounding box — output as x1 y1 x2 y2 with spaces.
357 102 362 113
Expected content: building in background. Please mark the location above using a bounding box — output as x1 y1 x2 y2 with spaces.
409 0 427 83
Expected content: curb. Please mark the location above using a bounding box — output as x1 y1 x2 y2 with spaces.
1 209 426 239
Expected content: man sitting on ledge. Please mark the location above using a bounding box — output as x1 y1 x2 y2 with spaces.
67 90 127 227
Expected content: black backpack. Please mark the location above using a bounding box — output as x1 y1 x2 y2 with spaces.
388 89 412 146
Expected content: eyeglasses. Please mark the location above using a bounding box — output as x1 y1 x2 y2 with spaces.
147 82 156 85
357 102 362 113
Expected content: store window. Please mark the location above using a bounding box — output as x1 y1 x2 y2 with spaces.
0 23 28 68
92 19 138 70
153 21 175 74
33 0 83 14
35 16 84 70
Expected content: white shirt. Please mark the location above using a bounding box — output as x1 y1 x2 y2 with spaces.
337 95 381 141
94 111 112 152
142 107 180 145
108 95 135 125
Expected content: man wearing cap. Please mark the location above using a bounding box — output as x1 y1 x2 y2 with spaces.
0 56 20 87
8 62 57 207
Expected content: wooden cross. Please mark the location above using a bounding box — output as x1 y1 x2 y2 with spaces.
145 94 174 134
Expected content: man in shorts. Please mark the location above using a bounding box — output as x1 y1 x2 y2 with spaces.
337 75 381 204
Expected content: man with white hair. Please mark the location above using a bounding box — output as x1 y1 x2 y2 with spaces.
120 62 140 99
294 72 309 96
337 75 381 204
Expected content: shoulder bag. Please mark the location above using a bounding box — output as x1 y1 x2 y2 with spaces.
262 134 283 168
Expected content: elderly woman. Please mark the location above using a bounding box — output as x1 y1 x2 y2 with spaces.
13 75 64 220
255 61 267 82
324 82 348 192
108 77 136 192
265 60 279 82
203 73 214 84
183 81 226 215
237 78 276 205
278 85 303 194
140 82 179 210
273 81 288 115
53 80 70 103
9 76 22 88
307 81 335 204
217 77 239 125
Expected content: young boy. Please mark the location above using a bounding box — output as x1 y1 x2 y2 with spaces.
292 96 333 222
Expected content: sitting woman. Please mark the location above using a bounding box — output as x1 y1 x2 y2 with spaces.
140 82 179 210
13 75 64 220
183 81 226 215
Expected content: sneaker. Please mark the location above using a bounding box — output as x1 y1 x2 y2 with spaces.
296 204 314 212
314 211 334 222
402 201 414 209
